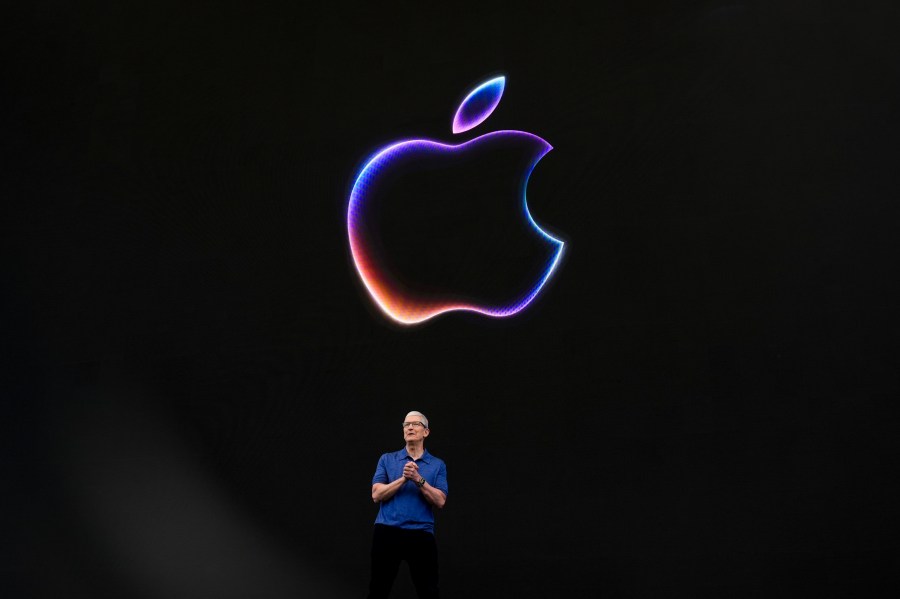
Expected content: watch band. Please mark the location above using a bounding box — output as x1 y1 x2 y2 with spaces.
416 477 426 487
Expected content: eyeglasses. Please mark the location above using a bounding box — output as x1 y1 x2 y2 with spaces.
402 421 426 429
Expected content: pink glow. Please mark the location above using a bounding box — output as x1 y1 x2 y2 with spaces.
347 132 564 325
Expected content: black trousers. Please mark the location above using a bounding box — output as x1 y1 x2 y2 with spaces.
367 524 439 599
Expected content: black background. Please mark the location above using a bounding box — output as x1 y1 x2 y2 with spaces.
4 2 900 598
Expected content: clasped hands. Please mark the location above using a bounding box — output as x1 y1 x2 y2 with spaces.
403 461 423 484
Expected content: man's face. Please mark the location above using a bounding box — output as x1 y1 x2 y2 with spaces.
402 415 429 443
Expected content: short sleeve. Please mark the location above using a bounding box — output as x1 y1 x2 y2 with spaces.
372 454 389 485
433 461 448 496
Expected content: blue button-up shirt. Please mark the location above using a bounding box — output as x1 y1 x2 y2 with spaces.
372 447 449 534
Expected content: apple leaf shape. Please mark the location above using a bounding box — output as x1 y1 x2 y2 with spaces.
452 76 505 134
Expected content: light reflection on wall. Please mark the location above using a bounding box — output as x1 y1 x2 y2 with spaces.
59 387 354 599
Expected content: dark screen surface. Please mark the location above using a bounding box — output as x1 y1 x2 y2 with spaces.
4 2 899 598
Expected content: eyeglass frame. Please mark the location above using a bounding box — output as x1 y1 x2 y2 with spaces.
402 421 427 429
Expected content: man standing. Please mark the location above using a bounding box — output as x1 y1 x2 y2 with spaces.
367 411 448 599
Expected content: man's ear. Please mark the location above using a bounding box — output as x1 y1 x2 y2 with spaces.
423 428 430 438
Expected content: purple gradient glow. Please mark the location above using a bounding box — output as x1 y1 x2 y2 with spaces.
452 76 506 134
347 130 564 325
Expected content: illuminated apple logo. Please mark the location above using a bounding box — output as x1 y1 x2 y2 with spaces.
347 75 565 325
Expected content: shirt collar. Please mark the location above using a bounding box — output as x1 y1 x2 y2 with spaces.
398 447 431 463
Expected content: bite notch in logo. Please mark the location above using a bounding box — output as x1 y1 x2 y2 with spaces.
347 75 565 325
